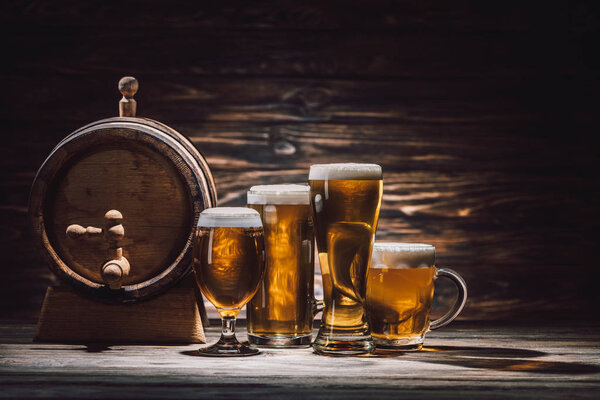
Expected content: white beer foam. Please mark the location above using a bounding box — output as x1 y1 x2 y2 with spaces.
198 207 263 228
371 243 435 269
247 184 310 205
308 163 382 180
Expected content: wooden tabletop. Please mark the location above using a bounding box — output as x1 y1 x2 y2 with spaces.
1 320 599 399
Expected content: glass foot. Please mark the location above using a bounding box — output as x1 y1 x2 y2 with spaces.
312 334 375 356
373 336 424 352
195 341 260 357
190 315 261 357
248 333 312 348
375 343 423 353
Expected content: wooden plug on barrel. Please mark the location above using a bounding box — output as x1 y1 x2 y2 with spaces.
118 76 138 117
66 210 130 290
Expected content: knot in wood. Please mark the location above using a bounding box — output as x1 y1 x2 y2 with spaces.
273 139 296 156
283 86 332 111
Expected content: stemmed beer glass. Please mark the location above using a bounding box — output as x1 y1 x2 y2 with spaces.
192 207 265 356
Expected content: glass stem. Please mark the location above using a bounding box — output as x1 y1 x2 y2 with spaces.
220 316 237 344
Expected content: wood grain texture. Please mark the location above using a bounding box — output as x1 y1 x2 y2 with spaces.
46 146 191 285
1 0 591 31
4 75 596 125
1 321 600 399
28 118 217 302
35 286 205 343
0 1 596 78
0 1 599 320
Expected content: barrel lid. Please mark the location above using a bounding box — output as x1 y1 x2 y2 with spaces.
29 77 217 302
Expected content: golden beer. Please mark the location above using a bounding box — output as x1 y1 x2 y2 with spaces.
246 185 315 346
367 267 435 343
194 226 265 318
365 243 467 351
309 163 382 355
192 207 265 356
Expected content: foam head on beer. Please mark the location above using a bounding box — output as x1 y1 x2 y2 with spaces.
247 184 310 205
197 207 263 228
371 243 435 269
308 163 382 180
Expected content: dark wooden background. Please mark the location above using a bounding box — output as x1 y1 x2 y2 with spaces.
0 0 598 321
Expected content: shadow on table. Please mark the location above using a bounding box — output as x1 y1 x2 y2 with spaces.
29 344 123 353
424 345 546 358
410 345 600 374
368 345 545 359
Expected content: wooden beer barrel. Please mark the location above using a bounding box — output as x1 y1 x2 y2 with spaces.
29 77 217 303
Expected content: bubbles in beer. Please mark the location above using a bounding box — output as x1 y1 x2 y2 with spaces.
371 243 435 269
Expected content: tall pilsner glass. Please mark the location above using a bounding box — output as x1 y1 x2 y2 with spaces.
247 184 320 347
309 163 383 355
192 207 265 356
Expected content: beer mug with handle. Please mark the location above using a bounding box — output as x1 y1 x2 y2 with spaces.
366 243 467 351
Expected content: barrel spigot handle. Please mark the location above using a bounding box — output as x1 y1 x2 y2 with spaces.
66 209 131 289
118 76 138 117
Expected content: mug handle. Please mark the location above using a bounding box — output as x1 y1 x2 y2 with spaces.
313 298 324 317
304 238 324 318
429 267 467 330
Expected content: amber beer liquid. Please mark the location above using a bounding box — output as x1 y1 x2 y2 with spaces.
309 163 382 355
193 219 265 319
367 267 435 342
366 243 436 350
246 185 315 346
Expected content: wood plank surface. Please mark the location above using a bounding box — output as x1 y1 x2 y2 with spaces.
4 75 595 123
0 0 589 31
35 286 205 343
0 1 599 322
1 321 600 399
2 30 587 79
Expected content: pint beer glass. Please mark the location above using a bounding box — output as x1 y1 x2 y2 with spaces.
366 243 467 351
309 163 383 355
192 207 265 356
246 184 321 347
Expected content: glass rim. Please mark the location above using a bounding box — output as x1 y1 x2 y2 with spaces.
373 242 435 251
197 207 263 228
308 163 382 180
247 184 310 205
